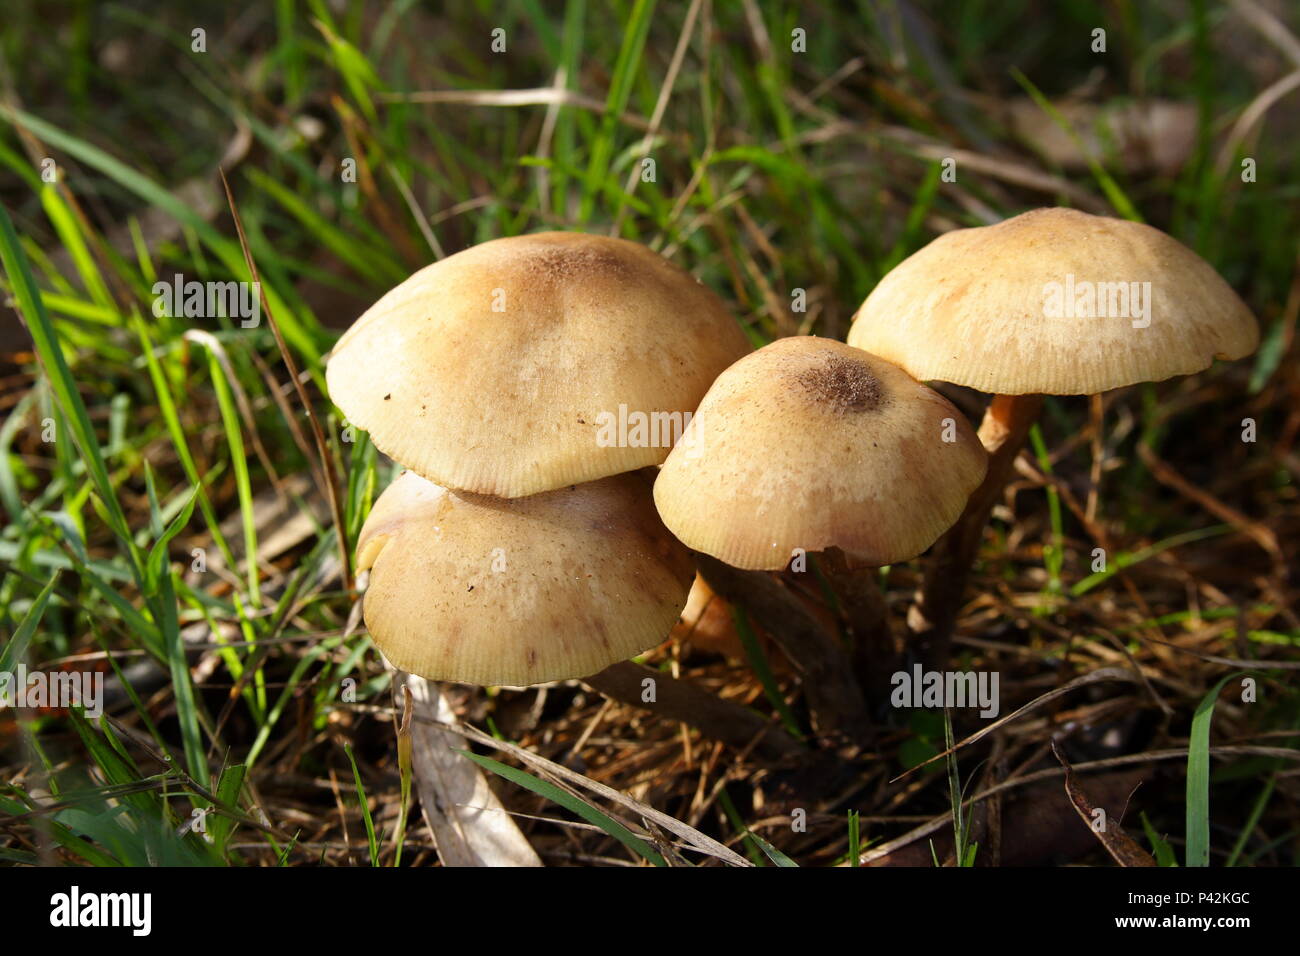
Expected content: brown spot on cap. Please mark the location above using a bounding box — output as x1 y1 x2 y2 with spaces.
520 244 630 284
652 336 989 570
795 356 883 413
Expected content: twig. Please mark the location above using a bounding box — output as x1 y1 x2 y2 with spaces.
218 168 354 591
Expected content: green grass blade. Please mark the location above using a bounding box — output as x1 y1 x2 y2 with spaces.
732 606 804 738
0 572 60 674
751 830 798 867
1028 424 1064 598
461 750 666 867
0 203 144 585
148 497 210 785
201 348 260 601
0 108 323 363
578 0 655 223
1009 68 1143 223
1071 525 1230 597
345 744 380 866
1225 774 1276 867
1140 811 1179 866
1186 671 1246 866
133 317 238 570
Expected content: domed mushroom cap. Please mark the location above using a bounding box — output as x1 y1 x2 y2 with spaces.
653 337 988 570
847 207 1258 395
327 232 751 498
356 470 693 686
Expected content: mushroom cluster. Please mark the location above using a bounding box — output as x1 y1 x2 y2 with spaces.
327 231 748 684
329 209 1258 703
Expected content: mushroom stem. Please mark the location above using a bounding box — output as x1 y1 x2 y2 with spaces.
584 661 804 764
695 554 873 745
812 550 898 711
908 393 1045 668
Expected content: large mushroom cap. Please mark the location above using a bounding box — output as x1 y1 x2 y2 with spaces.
356 470 693 686
327 232 750 498
847 207 1259 395
653 337 988 570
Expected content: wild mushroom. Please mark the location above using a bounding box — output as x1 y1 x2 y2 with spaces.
846 207 1260 664
327 231 750 498
653 336 988 570
651 337 987 736
356 469 693 685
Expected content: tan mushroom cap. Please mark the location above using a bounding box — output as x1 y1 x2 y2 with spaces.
653 337 988 570
327 232 751 498
847 207 1259 395
356 470 693 686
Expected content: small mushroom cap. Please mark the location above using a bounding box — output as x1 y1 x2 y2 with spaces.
653 337 988 570
847 207 1259 395
356 470 693 686
327 232 750 498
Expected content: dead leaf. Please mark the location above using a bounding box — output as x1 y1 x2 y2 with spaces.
396 670 543 867
1052 740 1157 867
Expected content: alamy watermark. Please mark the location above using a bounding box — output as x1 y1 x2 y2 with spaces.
594 404 699 451
1042 274 1152 328
890 665 1000 718
0 664 104 718
152 273 261 328
50 886 151 936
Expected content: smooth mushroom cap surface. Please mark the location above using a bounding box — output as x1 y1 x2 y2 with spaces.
846 207 1259 395
356 470 693 686
327 232 751 498
653 337 989 570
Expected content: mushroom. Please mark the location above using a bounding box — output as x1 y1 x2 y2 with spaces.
671 574 743 660
327 231 751 498
356 469 694 686
652 336 988 570
846 207 1260 661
